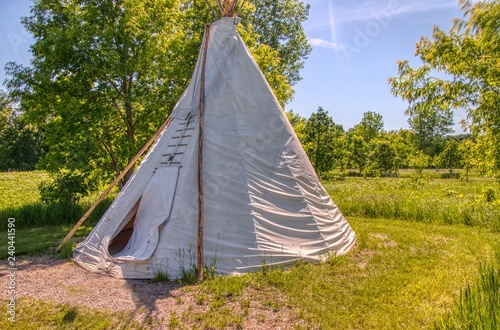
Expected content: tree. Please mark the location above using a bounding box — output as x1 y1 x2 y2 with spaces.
346 133 368 173
7 0 190 186
385 129 417 171
458 139 475 180
408 105 454 155
438 140 461 174
366 139 397 177
304 107 343 174
389 0 500 175
286 110 307 142
0 91 12 133
473 134 496 176
6 0 311 191
356 111 384 143
408 150 430 176
0 91 45 171
248 0 312 86
345 112 384 174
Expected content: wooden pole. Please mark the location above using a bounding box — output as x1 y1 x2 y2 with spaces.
56 116 173 252
197 24 211 281
215 0 224 13
205 0 220 20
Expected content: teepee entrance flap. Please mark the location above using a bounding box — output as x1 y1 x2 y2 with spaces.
112 167 180 261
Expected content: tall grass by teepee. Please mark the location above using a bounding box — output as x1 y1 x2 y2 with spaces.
0 199 112 229
435 249 500 329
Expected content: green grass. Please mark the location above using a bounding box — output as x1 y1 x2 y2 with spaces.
174 217 500 329
325 176 500 231
0 171 113 229
0 171 48 208
0 297 141 329
435 251 500 329
5 218 497 329
0 224 94 259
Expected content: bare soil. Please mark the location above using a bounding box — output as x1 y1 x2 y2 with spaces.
0 256 303 329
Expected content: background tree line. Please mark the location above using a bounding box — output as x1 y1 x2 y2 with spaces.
287 107 481 179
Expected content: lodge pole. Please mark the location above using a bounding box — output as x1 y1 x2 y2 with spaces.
197 23 211 281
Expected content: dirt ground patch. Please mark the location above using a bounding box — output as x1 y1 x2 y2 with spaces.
0 256 302 329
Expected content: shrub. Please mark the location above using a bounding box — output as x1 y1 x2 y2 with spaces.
39 170 96 205
484 187 497 203
440 173 460 179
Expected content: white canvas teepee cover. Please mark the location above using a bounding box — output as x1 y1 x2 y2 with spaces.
73 17 356 279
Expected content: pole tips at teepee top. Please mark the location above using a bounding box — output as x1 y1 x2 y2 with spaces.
206 0 246 19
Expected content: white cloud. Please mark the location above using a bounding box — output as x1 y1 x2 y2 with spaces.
309 38 344 50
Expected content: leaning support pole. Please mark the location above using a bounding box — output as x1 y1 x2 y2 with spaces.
197 23 211 281
56 116 173 252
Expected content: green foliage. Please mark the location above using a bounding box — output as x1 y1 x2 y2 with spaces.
356 111 384 143
409 150 431 175
345 111 386 173
346 133 368 172
285 109 307 142
247 0 312 86
7 0 189 187
366 139 397 177
39 170 97 205
458 139 475 180
303 107 344 174
389 0 500 174
438 140 462 174
435 249 500 330
0 91 44 171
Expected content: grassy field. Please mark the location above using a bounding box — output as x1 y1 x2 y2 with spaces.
0 171 499 329
0 171 48 208
326 175 500 231
0 171 113 229
177 218 499 329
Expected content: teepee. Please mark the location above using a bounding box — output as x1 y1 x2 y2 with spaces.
73 2 356 279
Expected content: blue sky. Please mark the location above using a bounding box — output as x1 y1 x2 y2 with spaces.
289 0 467 131
0 0 467 131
